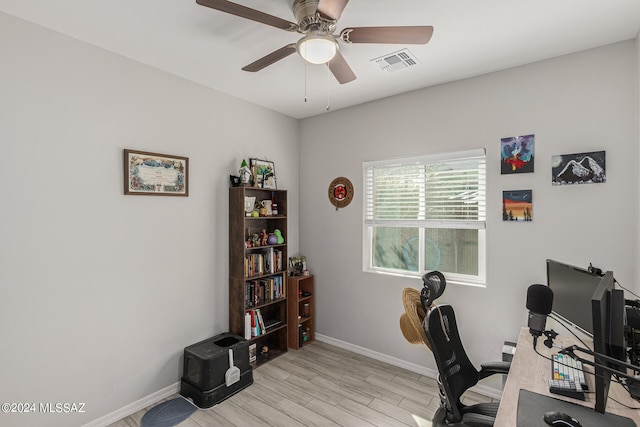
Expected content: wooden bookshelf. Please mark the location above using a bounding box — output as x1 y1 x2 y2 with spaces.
229 186 288 367
287 275 315 349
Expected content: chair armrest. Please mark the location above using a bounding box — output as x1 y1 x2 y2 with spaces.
478 361 511 380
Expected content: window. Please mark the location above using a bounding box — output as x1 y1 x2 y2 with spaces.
363 148 486 286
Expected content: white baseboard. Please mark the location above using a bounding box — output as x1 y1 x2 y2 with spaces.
315 333 503 400
82 382 180 427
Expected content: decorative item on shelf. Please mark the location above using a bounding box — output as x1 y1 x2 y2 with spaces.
250 158 277 189
259 206 267 217
267 233 278 245
251 210 259 218
239 159 252 185
272 203 278 215
259 229 268 246
328 176 354 210
251 166 259 187
261 200 273 216
274 229 284 244
289 256 307 276
244 196 256 217
229 175 240 187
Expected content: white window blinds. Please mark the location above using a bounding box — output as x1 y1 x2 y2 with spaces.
364 148 486 229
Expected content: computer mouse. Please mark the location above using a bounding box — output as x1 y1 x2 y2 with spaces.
543 411 583 427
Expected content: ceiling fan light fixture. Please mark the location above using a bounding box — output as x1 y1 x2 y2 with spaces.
296 34 338 64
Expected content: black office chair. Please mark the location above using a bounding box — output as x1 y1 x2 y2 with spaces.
421 273 510 427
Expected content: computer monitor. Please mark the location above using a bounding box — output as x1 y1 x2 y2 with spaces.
547 259 603 336
591 271 627 414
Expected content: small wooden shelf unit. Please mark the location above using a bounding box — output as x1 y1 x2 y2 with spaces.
287 275 315 349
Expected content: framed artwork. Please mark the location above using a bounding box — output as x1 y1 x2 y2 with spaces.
551 150 606 185
502 190 533 222
124 149 188 196
289 256 307 276
250 158 277 189
501 134 535 174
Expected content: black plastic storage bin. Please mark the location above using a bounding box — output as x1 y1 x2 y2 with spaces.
180 333 253 408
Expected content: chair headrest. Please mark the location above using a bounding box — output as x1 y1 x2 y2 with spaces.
420 271 446 311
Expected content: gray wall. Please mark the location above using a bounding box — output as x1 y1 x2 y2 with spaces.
0 12 299 427
299 40 639 391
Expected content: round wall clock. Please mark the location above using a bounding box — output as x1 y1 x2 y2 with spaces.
328 177 354 209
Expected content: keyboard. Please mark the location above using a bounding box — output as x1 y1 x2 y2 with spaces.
548 354 588 400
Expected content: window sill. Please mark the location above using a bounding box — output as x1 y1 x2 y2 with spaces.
363 267 486 288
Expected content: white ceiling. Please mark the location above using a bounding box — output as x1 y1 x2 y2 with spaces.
1 0 639 119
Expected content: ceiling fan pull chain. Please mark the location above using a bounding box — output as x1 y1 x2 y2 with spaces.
304 61 308 103
326 64 331 111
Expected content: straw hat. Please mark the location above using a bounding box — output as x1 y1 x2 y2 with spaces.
400 287 431 350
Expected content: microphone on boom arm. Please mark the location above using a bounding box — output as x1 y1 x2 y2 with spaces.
526 284 554 348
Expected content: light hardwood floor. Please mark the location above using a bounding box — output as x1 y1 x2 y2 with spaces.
109 341 494 427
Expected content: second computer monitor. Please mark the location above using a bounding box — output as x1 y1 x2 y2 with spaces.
546 259 603 336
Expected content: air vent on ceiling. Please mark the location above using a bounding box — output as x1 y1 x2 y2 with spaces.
372 48 421 73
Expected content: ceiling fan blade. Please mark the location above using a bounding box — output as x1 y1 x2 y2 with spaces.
317 0 350 21
327 51 356 84
196 0 297 31
242 44 297 72
340 26 434 44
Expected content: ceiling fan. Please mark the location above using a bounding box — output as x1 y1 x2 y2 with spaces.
195 0 433 84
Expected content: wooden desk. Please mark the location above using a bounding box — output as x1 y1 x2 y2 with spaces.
494 327 640 426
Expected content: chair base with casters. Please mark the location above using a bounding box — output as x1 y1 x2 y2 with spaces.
425 304 510 426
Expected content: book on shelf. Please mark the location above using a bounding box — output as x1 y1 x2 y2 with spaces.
298 323 303 347
249 343 256 364
249 309 260 337
264 248 274 274
244 312 251 340
244 249 284 278
245 275 286 308
275 249 283 272
244 253 264 277
255 308 266 333
264 318 282 330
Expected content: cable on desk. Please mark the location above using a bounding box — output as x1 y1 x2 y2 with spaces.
608 394 640 410
549 313 591 351
614 278 640 300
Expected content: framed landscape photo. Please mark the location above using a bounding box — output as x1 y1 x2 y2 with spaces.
250 158 277 189
124 149 189 196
